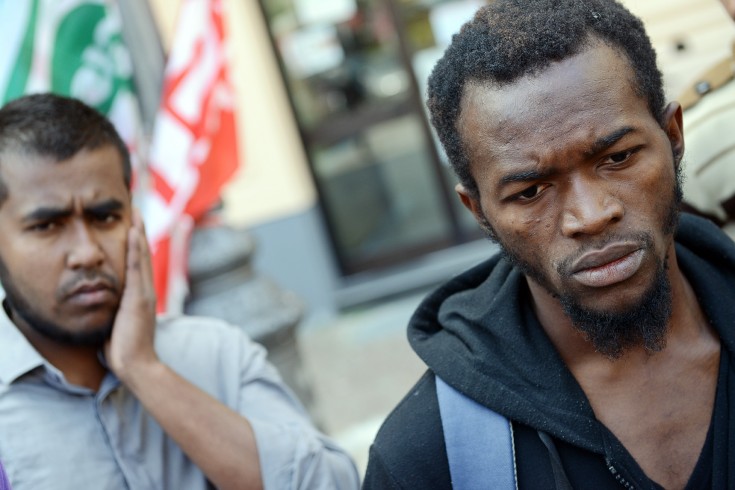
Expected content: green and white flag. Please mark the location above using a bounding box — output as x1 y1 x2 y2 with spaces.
0 0 143 166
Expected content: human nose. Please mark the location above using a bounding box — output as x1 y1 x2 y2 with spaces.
66 222 105 269
561 177 623 238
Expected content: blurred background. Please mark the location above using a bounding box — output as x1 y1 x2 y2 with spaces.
2 0 735 478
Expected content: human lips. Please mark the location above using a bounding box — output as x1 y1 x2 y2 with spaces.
64 280 117 307
569 243 645 288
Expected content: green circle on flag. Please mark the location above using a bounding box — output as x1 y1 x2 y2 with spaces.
52 4 135 115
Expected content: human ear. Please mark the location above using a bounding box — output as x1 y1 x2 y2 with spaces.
662 101 684 165
456 183 495 237
456 183 482 217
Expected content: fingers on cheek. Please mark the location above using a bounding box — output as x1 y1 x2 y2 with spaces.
133 228 156 307
127 228 143 271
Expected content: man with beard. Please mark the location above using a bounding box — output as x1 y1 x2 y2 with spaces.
0 94 359 490
364 0 734 488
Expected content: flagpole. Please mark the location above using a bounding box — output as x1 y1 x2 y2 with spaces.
117 0 165 135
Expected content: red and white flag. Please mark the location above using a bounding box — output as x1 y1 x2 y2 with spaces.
142 0 239 314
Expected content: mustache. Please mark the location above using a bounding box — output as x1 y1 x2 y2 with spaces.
57 271 121 300
555 231 655 278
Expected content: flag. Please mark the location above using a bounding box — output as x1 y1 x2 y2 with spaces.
0 0 143 172
142 0 240 314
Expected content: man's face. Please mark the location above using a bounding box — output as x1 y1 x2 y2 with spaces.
0 145 131 346
456 42 684 356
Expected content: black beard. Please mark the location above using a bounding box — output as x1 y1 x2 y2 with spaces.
5 296 113 347
557 253 672 358
0 260 113 347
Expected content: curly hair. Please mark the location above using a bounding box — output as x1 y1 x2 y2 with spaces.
427 0 665 199
0 93 131 203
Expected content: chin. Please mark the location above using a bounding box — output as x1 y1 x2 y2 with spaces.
564 257 662 312
61 324 114 347
34 312 115 347
572 287 651 315
560 261 673 358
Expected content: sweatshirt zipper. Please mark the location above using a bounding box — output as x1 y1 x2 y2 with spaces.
606 459 636 489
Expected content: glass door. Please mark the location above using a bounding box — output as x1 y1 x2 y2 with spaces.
259 0 485 275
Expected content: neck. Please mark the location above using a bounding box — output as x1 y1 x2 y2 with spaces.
9 311 107 391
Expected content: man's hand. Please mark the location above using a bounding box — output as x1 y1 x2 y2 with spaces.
102 210 264 489
105 208 159 382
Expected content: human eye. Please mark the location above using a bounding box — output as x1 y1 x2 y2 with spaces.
604 146 642 166
26 219 63 233
93 212 121 225
28 221 56 232
512 183 550 202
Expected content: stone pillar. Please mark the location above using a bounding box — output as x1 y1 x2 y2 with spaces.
184 223 316 416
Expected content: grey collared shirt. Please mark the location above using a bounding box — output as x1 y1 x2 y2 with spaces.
0 309 358 490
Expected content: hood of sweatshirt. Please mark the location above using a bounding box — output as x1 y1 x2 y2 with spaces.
408 213 735 456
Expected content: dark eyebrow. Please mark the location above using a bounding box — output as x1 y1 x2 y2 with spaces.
583 126 636 158
22 199 125 223
23 207 72 223
499 168 555 186
84 199 125 216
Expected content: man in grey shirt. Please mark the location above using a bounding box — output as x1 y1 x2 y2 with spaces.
0 93 359 490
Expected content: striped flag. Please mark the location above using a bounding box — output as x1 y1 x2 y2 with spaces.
142 0 240 313
0 0 143 173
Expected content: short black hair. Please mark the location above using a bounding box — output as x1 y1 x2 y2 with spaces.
0 93 131 203
428 0 665 199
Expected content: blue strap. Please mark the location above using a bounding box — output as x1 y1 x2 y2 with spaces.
436 376 517 490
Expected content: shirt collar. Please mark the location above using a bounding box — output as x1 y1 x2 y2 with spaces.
0 298 47 384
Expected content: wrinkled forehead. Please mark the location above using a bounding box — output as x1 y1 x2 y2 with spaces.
0 148 70 194
0 143 126 174
0 146 130 208
457 42 645 159
0 135 130 185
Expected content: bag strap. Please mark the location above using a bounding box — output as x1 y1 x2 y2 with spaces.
678 43 735 110
436 376 518 490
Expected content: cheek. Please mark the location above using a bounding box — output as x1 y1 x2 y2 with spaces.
6 245 60 285
634 159 678 211
495 218 552 260
495 211 577 278
1 264 55 308
108 236 129 273
500 212 554 244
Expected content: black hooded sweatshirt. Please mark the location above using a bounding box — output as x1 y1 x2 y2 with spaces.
363 214 735 489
